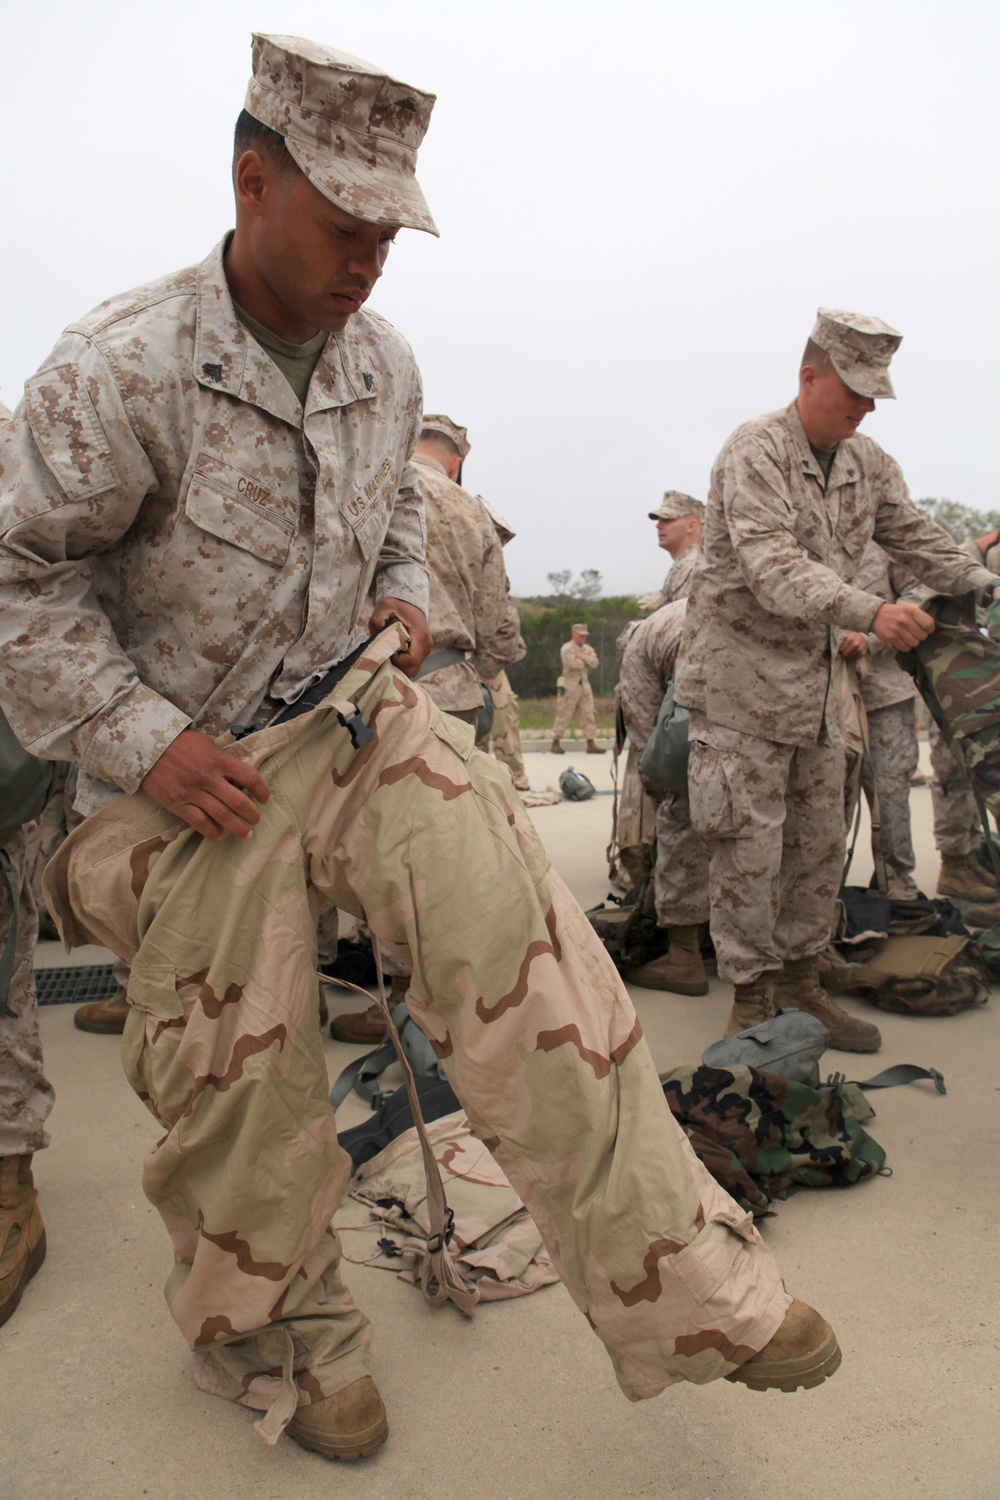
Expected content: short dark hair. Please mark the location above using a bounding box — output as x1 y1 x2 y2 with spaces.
419 428 463 460
232 109 298 178
801 337 832 373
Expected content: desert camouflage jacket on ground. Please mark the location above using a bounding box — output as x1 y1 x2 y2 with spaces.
674 402 998 746
847 539 928 712
559 639 599 684
412 453 522 710
0 237 427 814
660 544 699 605
617 600 688 756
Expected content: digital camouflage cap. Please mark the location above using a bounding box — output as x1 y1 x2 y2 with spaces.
420 413 470 459
810 308 902 400
245 33 439 235
649 491 705 522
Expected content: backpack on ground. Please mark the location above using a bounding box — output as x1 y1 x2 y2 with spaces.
820 933 989 1016
585 876 670 972
559 766 595 801
659 1062 888 1218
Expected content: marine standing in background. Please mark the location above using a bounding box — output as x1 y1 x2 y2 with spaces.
653 491 705 605
675 308 1000 1051
617 600 711 996
612 491 705 893
409 414 523 730
550 624 603 754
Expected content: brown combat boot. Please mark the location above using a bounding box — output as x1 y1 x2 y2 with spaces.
286 1376 389 1461
958 899 1000 929
726 1298 841 1392
585 739 604 754
550 739 565 755
775 956 881 1053
724 973 776 1036
74 988 129 1034
0 1155 46 1329
330 975 404 1044
936 854 996 903
624 926 708 996
329 1003 386 1045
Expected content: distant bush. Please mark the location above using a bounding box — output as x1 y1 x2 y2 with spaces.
508 595 645 698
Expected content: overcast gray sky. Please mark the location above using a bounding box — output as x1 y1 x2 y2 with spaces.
3 0 998 597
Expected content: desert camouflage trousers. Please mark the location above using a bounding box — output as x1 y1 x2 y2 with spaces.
613 742 657 894
654 792 710 928
861 699 919 882
552 678 597 741
45 630 788 1438
0 828 54 1156
483 669 527 785
687 712 846 985
928 720 981 858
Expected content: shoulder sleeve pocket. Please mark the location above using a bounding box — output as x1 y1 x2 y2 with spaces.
24 363 120 502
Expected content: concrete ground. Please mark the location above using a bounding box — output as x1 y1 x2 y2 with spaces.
2 741 997 1500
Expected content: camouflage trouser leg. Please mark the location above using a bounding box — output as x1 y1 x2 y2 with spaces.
551 681 582 740
929 719 982 857
862 700 918 881
487 670 527 782
47 641 788 1426
653 792 711 928
687 713 845 984
614 742 657 893
0 828 54 1156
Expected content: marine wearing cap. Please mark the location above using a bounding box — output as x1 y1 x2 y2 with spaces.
648 491 705 522
809 308 902 400
420 413 471 459
246 33 439 234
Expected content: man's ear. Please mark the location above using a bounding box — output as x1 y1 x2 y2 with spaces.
234 150 271 219
445 453 463 483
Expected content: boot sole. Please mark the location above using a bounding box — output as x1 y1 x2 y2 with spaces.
73 1020 127 1034
626 976 709 996
726 1329 842 1393
286 1411 389 1461
0 1227 47 1330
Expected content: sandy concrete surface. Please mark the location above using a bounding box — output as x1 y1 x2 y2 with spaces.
2 744 997 1500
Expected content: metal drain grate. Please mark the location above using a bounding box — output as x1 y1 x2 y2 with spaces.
34 965 119 1006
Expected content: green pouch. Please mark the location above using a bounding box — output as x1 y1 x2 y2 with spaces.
637 683 690 793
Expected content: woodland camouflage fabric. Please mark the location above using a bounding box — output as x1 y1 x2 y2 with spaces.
0 238 427 816
660 1064 885 1219
411 453 521 712
674 402 998 746
928 720 981 858
847 539 927 712
44 629 789 1433
901 592 1000 823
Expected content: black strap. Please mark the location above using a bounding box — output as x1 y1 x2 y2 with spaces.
828 1064 946 1095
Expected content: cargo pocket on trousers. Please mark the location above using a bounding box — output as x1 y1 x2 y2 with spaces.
126 961 185 1021
687 741 753 839
430 708 477 762
672 1200 757 1305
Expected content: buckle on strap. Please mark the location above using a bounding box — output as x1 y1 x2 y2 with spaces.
425 1207 456 1255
